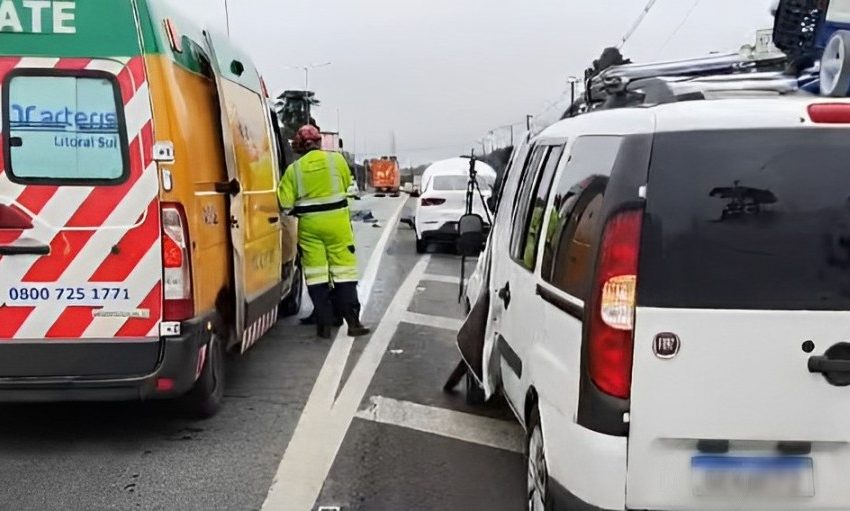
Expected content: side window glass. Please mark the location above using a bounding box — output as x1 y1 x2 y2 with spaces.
541 136 623 299
519 145 564 270
509 146 547 262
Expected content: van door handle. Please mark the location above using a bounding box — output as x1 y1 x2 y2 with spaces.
268 216 280 224
497 282 511 309
0 245 50 256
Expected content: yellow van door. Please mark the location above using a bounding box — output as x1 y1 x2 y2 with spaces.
204 31 283 353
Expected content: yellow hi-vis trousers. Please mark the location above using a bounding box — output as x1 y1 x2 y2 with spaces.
299 208 359 286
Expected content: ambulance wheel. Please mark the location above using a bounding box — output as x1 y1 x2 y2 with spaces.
181 332 226 419
465 369 486 406
416 237 427 254
280 263 303 317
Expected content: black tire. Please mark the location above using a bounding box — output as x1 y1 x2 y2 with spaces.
465 369 486 406
180 331 226 419
416 237 427 254
527 407 552 511
279 263 303 317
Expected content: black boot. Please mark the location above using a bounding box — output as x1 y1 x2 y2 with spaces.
345 315 371 337
317 324 333 339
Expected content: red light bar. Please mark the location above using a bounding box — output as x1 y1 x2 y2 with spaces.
808 103 850 124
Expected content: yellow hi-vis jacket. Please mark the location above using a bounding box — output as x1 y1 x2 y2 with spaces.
278 150 352 214
278 150 358 285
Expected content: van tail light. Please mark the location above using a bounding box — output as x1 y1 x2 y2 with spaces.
161 203 193 321
587 209 643 400
421 198 446 207
0 204 33 230
808 103 850 123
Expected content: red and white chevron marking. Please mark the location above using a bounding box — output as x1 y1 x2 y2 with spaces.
241 308 278 354
0 56 162 340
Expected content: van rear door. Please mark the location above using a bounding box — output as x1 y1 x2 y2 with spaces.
0 57 161 374
628 128 850 509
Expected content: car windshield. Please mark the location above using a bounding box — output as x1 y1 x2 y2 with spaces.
640 128 850 311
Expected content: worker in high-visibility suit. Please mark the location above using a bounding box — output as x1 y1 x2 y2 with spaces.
278 125 370 339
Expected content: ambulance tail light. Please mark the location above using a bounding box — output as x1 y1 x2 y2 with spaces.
0 204 33 230
161 203 193 321
587 209 643 400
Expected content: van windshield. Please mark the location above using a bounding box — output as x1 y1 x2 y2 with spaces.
640 129 850 311
4 72 127 184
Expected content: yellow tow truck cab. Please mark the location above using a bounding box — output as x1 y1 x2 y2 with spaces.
0 0 299 416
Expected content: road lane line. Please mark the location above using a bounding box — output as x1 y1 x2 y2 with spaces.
356 396 524 454
400 311 464 332
358 196 407 307
421 273 464 285
319 195 408 408
262 253 429 511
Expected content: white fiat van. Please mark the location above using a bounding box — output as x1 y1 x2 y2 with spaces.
467 53 850 510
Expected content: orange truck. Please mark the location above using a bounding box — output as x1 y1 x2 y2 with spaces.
367 157 400 195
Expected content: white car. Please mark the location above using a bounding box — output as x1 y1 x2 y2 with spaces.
414 158 496 253
465 66 850 509
465 133 532 311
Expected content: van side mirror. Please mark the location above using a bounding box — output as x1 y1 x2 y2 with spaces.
400 216 415 229
486 195 498 213
457 214 485 256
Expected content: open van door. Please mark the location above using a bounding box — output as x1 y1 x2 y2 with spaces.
203 31 247 349
203 31 283 354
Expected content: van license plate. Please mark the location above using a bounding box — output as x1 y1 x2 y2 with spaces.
691 456 814 498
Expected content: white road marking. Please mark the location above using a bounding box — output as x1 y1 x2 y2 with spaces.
421 273 463 285
401 311 464 332
356 396 524 454
357 196 407 306
262 198 417 511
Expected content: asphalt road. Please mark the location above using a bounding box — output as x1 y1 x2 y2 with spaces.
0 195 526 511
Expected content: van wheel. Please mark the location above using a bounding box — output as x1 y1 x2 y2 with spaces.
416 238 427 254
465 369 486 406
527 407 551 511
279 263 303 317
180 332 226 419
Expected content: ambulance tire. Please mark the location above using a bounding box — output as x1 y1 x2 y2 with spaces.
416 237 427 254
280 264 304 317
181 331 226 419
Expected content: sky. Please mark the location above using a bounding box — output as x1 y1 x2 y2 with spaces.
169 0 775 164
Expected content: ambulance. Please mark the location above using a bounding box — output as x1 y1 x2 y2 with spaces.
0 0 301 417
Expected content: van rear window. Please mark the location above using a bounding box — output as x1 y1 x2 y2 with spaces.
640 129 850 311
3 71 128 185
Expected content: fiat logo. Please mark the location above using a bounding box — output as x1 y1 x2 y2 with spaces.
653 333 680 359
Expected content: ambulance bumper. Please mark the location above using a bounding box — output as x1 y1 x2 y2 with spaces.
0 315 214 403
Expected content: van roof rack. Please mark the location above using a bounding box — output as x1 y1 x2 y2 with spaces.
584 51 792 111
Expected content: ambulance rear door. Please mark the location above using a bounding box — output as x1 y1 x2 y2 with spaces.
0 55 162 376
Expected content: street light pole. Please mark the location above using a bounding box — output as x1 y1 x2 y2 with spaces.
288 62 332 90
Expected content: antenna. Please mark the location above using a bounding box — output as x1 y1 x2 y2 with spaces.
224 0 231 37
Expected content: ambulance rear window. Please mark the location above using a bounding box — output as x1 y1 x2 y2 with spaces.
2 71 129 185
